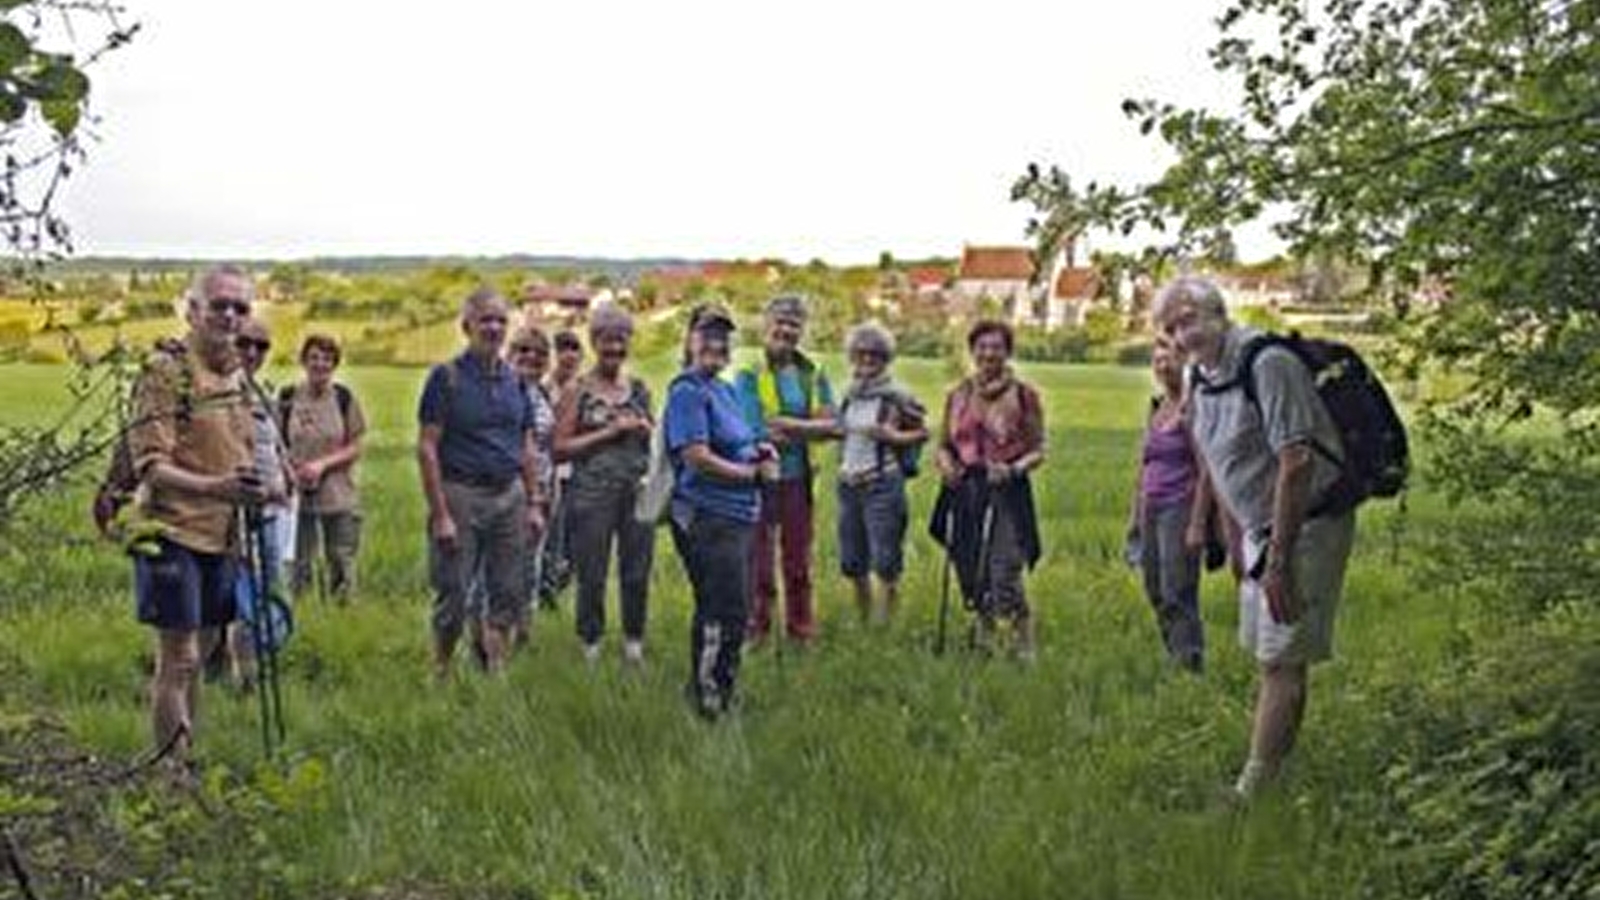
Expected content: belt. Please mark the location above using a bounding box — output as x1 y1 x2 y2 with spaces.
839 466 892 487
444 471 518 490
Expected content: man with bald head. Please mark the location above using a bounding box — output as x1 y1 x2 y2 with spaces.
417 287 545 677
127 264 263 761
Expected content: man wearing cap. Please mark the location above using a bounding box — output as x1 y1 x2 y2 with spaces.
733 294 838 646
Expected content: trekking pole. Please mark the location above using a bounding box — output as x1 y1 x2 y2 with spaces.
242 502 287 757
970 493 998 653
934 500 955 657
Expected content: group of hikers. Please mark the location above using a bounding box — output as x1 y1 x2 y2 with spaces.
118 263 1373 801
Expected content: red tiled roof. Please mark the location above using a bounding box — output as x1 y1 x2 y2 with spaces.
958 246 1035 281
524 284 595 306
908 266 951 288
1053 267 1100 299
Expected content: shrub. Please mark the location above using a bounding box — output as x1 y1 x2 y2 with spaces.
1234 305 1287 332
1379 603 1600 900
1115 342 1154 367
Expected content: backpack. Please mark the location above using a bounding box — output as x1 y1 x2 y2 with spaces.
1211 332 1409 517
92 340 191 538
277 382 353 451
634 415 674 525
839 390 925 478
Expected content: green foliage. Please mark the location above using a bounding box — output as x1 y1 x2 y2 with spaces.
1233 305 1287 333
1381 604 1600 900
0 3 137 267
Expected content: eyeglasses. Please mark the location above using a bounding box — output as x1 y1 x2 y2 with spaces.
236 338 270 352
510 344 546 355
208 298 250 317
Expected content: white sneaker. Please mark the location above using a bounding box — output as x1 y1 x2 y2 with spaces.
581 642 602 665
623 640 645 666
1232 759 1268 801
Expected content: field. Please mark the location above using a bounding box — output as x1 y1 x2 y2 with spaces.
0 355 1458 899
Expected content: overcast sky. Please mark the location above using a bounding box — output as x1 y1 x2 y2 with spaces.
55 1 1262 264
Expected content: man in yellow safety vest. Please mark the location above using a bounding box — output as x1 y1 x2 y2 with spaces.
733 294 839 646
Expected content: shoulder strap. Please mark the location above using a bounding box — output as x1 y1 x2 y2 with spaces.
334 383 353 439
278 384 297 448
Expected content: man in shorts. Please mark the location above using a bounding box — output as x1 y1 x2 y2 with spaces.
1154 275 1357 800
127 264 262 759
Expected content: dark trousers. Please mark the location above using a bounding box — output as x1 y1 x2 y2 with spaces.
749 479 815 640
1140 502 1204 670
568 478 653 644
672 511 753 715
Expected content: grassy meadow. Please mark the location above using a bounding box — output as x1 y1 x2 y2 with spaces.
0 353 1461 898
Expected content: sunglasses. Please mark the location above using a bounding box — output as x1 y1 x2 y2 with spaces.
208 298 250 317
236 338 270 352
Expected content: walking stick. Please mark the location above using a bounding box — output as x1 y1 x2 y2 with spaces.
934 498 955 657
970 491 998 653
240 504 285 756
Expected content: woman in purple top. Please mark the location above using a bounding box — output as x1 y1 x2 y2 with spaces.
1125 336 1212 671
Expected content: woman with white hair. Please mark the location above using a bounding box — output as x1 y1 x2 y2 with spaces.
835 321 927 623
553 303 655 666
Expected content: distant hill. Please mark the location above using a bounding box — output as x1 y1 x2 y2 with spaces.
45 254 714 279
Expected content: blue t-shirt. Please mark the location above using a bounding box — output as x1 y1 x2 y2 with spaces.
665 368 761 524
733 356 834 481
418 352 535 483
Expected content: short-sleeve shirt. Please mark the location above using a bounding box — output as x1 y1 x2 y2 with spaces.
251 392 289 517
1191 326 1344 541
665 368 761 524
566 375 653 491
284 380 368 514
526 382 556 500
417 352 534 484
128 336 255 555
733 355 835 481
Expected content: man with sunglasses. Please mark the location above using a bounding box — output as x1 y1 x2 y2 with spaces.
126 264 263 763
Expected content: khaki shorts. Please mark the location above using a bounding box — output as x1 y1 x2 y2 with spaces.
1239 512 1356 666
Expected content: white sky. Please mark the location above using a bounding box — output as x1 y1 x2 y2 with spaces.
55 0 1267 264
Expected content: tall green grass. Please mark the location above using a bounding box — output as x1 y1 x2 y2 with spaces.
0 357 1461 898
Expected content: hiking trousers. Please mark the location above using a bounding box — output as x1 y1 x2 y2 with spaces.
749 479 815 641
672 510 753 715
568 477 653 644
429 480 528 643
293 509 361 599
1139 502 1205 670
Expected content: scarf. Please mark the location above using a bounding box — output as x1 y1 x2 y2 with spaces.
971 365 1017 402
845 370 895 403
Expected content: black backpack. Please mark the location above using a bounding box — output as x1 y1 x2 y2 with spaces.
1215 333 1409 517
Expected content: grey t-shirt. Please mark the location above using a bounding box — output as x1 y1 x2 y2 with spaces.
1190 326 1343 545
840 395 885 476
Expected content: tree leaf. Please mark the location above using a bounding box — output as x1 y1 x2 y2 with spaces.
0 22 27 73
41 96 79 136
0 88 22 124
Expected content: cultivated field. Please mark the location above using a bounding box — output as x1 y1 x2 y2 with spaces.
0 356 1453 898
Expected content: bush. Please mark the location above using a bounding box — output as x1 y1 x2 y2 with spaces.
1115 342 1154 367
1379 603 1600 900
1013 326 1090 363
345 341 399 366
1234 305 1288 332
